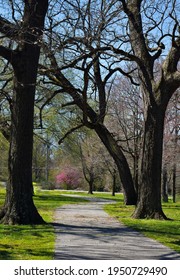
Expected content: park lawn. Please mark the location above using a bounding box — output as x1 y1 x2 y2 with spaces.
0 187 87 260
0 188 179 259
56 190 180 253
57 190 123 202
104 197 180 254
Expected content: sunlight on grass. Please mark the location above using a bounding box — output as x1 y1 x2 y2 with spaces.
104 198 180 254
57 190 180 253
0 187 87 260
0 187 180 259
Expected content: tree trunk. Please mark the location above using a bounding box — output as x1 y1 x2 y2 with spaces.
112 170 116 196
0 48 44 224
162 164 168 202
94 124 137 205
172 114 178 203
133 153 139 193
172 164 176 203
88 178 94 195
0 0 48 224
46 65 137 205
133 106 168 219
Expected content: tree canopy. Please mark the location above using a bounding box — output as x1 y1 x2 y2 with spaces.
0 0 179 223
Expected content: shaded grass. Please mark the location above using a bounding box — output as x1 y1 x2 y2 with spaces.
57 191 180 253
56 190 123 202
104 198 180 254
0 188 87 260
0 187 179 258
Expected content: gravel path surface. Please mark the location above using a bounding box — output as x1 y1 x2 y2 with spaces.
54 196 180 260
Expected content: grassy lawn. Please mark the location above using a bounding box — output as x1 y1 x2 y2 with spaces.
0 188 179 259
104 201 180 254
0 187 87 260
50 190 180 253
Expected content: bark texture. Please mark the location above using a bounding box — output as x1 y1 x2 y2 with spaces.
94 124 137 205
0 0 48 224
132 106 167 219
122 0 180 219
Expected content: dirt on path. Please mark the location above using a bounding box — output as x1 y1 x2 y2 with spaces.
53 196 180 260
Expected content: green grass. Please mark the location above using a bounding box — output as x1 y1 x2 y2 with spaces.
0 188 180 259
104 197 180 254
0 187 87 260
56 190 123 201
54 190 180 253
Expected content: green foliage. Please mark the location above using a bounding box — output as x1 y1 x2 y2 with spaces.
0 187 86 260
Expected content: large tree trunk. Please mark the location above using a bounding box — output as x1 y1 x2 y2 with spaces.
123 0 180 219
133 106 168 219
0 0 48 224
0 48 44 225
94 124 137 205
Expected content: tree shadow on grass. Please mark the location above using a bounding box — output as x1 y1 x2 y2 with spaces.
34 194 87 204
0 224 54 260
0 245 14 260
0 245 53 260
172 240 180 246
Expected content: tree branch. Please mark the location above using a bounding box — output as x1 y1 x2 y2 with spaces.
163 35 180 75
58 124 84 144
0 16 18 39
39 89 64 128
104 67 139 86
0 46 13 61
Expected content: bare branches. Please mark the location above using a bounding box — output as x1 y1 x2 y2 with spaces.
163 16 180 74
104 66 139 86
58 123 84 144
34 0 180 140
0 16 18 39
38 89 65 128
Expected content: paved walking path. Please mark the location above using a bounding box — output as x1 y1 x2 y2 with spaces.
54 196 180 260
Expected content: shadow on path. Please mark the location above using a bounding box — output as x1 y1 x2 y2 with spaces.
53 197 180 260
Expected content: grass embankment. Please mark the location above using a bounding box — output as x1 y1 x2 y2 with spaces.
0 187 86 260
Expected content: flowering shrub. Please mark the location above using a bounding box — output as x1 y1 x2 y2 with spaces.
56 167 80 189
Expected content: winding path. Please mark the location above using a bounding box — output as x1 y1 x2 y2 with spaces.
53 196 180 260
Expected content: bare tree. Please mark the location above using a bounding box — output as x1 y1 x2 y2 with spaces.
119 0 180 218
79 131 111 194
41 0 180 218
40 0 137 205
0 0 48 224
107 77 143 192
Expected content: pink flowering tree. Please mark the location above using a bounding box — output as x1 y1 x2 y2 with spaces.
56 167 81 189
